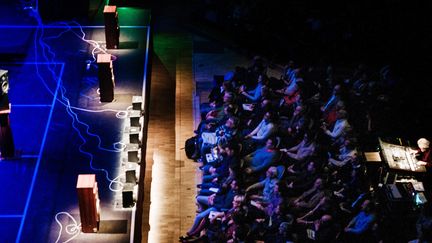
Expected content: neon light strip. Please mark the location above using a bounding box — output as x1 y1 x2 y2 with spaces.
0 25 148 29
0 62 63 65
0 215 23 218
142 26 150 107
130 207 136 242
12 104 52 107
15 63 63 243
131 22 150 243
21 155 40 158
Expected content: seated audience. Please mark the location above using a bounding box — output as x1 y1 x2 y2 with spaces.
322 109 351 140
243 111 277 153
281 132 317 164
242 137 279 179
183 58 416 243
343 199 376 242
290 178 326 215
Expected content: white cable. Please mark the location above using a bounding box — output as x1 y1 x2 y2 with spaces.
116 110 128 119
54 212 81 243
109 175 125 192
35 19 123 114
32 12 130 192
113 142 126 151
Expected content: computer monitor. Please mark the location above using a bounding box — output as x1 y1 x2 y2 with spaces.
415 192 428 206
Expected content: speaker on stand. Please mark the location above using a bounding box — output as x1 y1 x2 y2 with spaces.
103 5 120 49
122 184 135 208
0 69 15 159
0 70 9 95
97 54 115 102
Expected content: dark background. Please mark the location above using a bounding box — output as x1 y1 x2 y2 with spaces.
187 0 432 141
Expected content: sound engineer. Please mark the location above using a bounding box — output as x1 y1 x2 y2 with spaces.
412 138 432 167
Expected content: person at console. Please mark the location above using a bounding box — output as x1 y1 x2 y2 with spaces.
414 138 432 167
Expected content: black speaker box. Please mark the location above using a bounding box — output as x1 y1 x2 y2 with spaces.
129 110 141 127
125 170 137 184
129 133 140 144
97 54 115 102
103 5 119 49
0 70 9 95
128 150 139 163
122 189 134 208
132 96 143 110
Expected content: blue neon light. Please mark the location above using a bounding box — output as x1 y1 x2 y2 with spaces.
8 8 150 241
21 155 40 158
142 26 151 98
0 215 23 218
0 62 64 65
0 25 148 29
12 104 52 107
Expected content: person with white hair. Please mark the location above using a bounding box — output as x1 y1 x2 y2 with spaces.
413 138 432 193
415 138 431 166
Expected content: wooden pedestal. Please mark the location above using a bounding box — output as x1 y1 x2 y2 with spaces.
77 174 100 233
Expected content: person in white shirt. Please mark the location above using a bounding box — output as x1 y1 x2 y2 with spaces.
281 133 316 163
245 111 276 145
328 138 358 168
322 109 351 140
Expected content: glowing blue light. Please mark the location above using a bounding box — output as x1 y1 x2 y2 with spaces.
6 8 150 241
0 25 148 29
0 215 23 218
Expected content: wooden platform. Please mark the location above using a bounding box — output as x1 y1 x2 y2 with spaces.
142 33 200 243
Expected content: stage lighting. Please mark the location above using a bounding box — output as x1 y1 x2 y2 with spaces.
0 69 9 95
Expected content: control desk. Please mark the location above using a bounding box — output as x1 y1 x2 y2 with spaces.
379 138 426 173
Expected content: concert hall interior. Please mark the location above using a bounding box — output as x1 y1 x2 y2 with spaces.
0 0 431 243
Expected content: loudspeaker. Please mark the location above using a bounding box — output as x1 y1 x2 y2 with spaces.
122 184 134 208
97 54 115 102
103 5 119 49
0 70 9 95
132 96 143 110
128 150 139 162
129 132 140 144
76 174 100 232
125 170 137 184
129 110 141 127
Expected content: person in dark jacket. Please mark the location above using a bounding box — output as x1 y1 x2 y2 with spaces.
0 92 14 159
187 180 239 236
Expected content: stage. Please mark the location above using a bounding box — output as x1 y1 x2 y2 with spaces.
0 2 150 242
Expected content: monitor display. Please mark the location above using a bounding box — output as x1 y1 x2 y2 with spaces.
379 138 426 172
